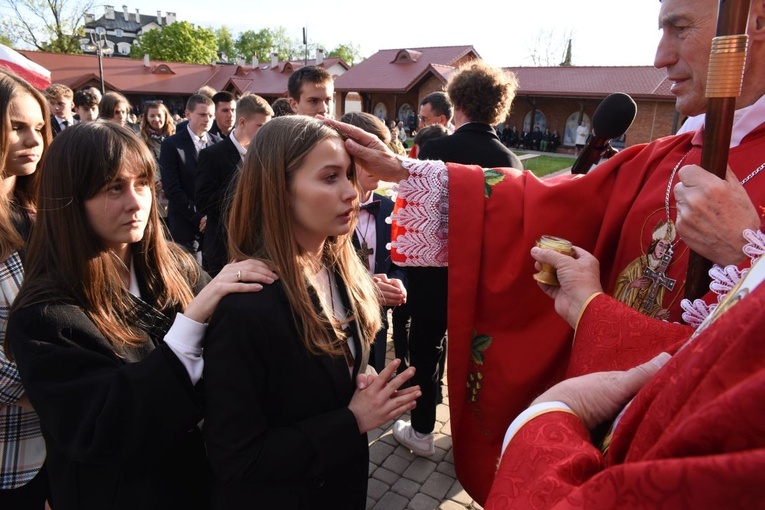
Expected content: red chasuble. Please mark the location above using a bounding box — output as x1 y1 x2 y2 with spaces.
485 274 765 509
443 124 765 503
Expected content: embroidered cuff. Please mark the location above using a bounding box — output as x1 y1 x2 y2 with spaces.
389 159 449 266
573 291 603 337
501 401 576 455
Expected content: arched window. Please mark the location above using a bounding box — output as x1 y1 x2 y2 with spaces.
564 112 591 146
523 110 547 132
373 102 387 122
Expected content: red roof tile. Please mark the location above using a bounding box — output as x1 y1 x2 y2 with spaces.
506 66 673 99
334 45 478 92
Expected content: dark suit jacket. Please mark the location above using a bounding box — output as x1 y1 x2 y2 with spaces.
352 193 407 371
418 122 523 170
159 128 221 247
195 136 241 276
7 284 211 510
413 122 522 321
49 115 73 137
203 278 370 510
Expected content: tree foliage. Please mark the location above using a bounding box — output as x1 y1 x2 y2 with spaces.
131 21 217 64
0 0 93 53
214 25 235 63
328 43 362 65
235 27 301 63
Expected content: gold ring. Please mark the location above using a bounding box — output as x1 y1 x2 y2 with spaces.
236 270 241 282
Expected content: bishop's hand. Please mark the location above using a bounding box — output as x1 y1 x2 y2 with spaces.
674 165 760 266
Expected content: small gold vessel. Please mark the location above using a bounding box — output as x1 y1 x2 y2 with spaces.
533 235 574 286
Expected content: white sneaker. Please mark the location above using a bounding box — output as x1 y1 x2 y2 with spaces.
393 420 435 456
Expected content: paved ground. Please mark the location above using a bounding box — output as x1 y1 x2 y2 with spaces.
366 339 482 510
365 161 573 509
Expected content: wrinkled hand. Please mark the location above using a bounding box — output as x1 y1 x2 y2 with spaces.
319 116 410 182
374 274 407 306
674 165 760 266
184 259 278 323
349 358 420 433
531 352 671 430
531 245 604 327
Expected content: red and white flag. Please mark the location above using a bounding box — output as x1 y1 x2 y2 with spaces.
0 44 51 89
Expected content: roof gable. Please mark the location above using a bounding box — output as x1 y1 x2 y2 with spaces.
335 45 478 93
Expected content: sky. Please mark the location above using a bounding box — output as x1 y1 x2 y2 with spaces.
121 0 664 67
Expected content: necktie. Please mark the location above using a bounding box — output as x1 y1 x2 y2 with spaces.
61 119 68 128
360 200 381 216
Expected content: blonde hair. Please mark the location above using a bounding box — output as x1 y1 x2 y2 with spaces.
228 116 381 356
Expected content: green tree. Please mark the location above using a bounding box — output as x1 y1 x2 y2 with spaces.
0 0 93 53
235 27 300 64
215 25 235 63
131 21 217 64
328 43 362 65
0 30 14 47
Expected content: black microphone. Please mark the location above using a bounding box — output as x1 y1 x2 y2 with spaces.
571 92 637 175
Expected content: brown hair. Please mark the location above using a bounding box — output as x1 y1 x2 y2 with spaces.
237 93 274 121
11 122 199 349
140 102 175 141
98 91 131 120
340 112 391 144
227 115 381 356
0 69 51 260
45 83 73 101
447 60 518 125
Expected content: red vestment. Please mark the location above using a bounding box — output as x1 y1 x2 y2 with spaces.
442 123 765 503
485 274 765 509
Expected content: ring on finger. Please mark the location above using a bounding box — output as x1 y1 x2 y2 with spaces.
236 270 242 282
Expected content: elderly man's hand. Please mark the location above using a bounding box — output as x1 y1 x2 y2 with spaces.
531 352 671 430
531 245 604 327
674 165 761 266
320 116 410 182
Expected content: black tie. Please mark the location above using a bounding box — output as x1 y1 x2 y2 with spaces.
360 200 381 216
61 119 68 128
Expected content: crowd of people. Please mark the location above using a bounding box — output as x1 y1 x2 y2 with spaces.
2 0 765 508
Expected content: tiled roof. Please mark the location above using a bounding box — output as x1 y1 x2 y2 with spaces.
334 45 478 92
506 66 673 99
18 50 235 94
18 51 345 97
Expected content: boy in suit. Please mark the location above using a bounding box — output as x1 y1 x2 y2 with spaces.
46 83 74 137
196 94 273 276
159 94 220 254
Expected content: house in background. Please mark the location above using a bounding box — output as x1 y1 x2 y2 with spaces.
336 45 678 148
82 5 175 58
335 45 477 132
19 49 349 118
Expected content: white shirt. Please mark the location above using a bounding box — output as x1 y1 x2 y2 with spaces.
230 129 247 159
186 125 209 153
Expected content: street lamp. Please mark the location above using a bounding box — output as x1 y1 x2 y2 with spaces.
80 27 113 94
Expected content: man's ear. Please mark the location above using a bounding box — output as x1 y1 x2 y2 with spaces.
288 97 298 113
751 0 765 40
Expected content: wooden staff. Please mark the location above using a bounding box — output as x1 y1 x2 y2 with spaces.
684 0 751 301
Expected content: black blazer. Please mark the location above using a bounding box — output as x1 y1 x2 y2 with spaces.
195 137 241 276
203 278 370 510
352 193 405 282
418 122 523 170
159 128 221 246
352 193 406 371
7 287 211 510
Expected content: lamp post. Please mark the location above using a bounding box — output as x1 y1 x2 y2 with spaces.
80 27 113 94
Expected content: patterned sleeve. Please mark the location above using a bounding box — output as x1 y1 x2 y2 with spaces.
0 253 25 405
389 158 449 266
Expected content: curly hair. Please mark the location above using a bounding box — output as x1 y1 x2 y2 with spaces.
446 60 518 125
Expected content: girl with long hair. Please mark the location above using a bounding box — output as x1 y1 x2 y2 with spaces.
140 101 175 161
0 69 51 509
5 121 276 509
99 91 138 133
203 115 420 509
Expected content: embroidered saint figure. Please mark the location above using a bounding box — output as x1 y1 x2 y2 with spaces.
613 219 677 320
